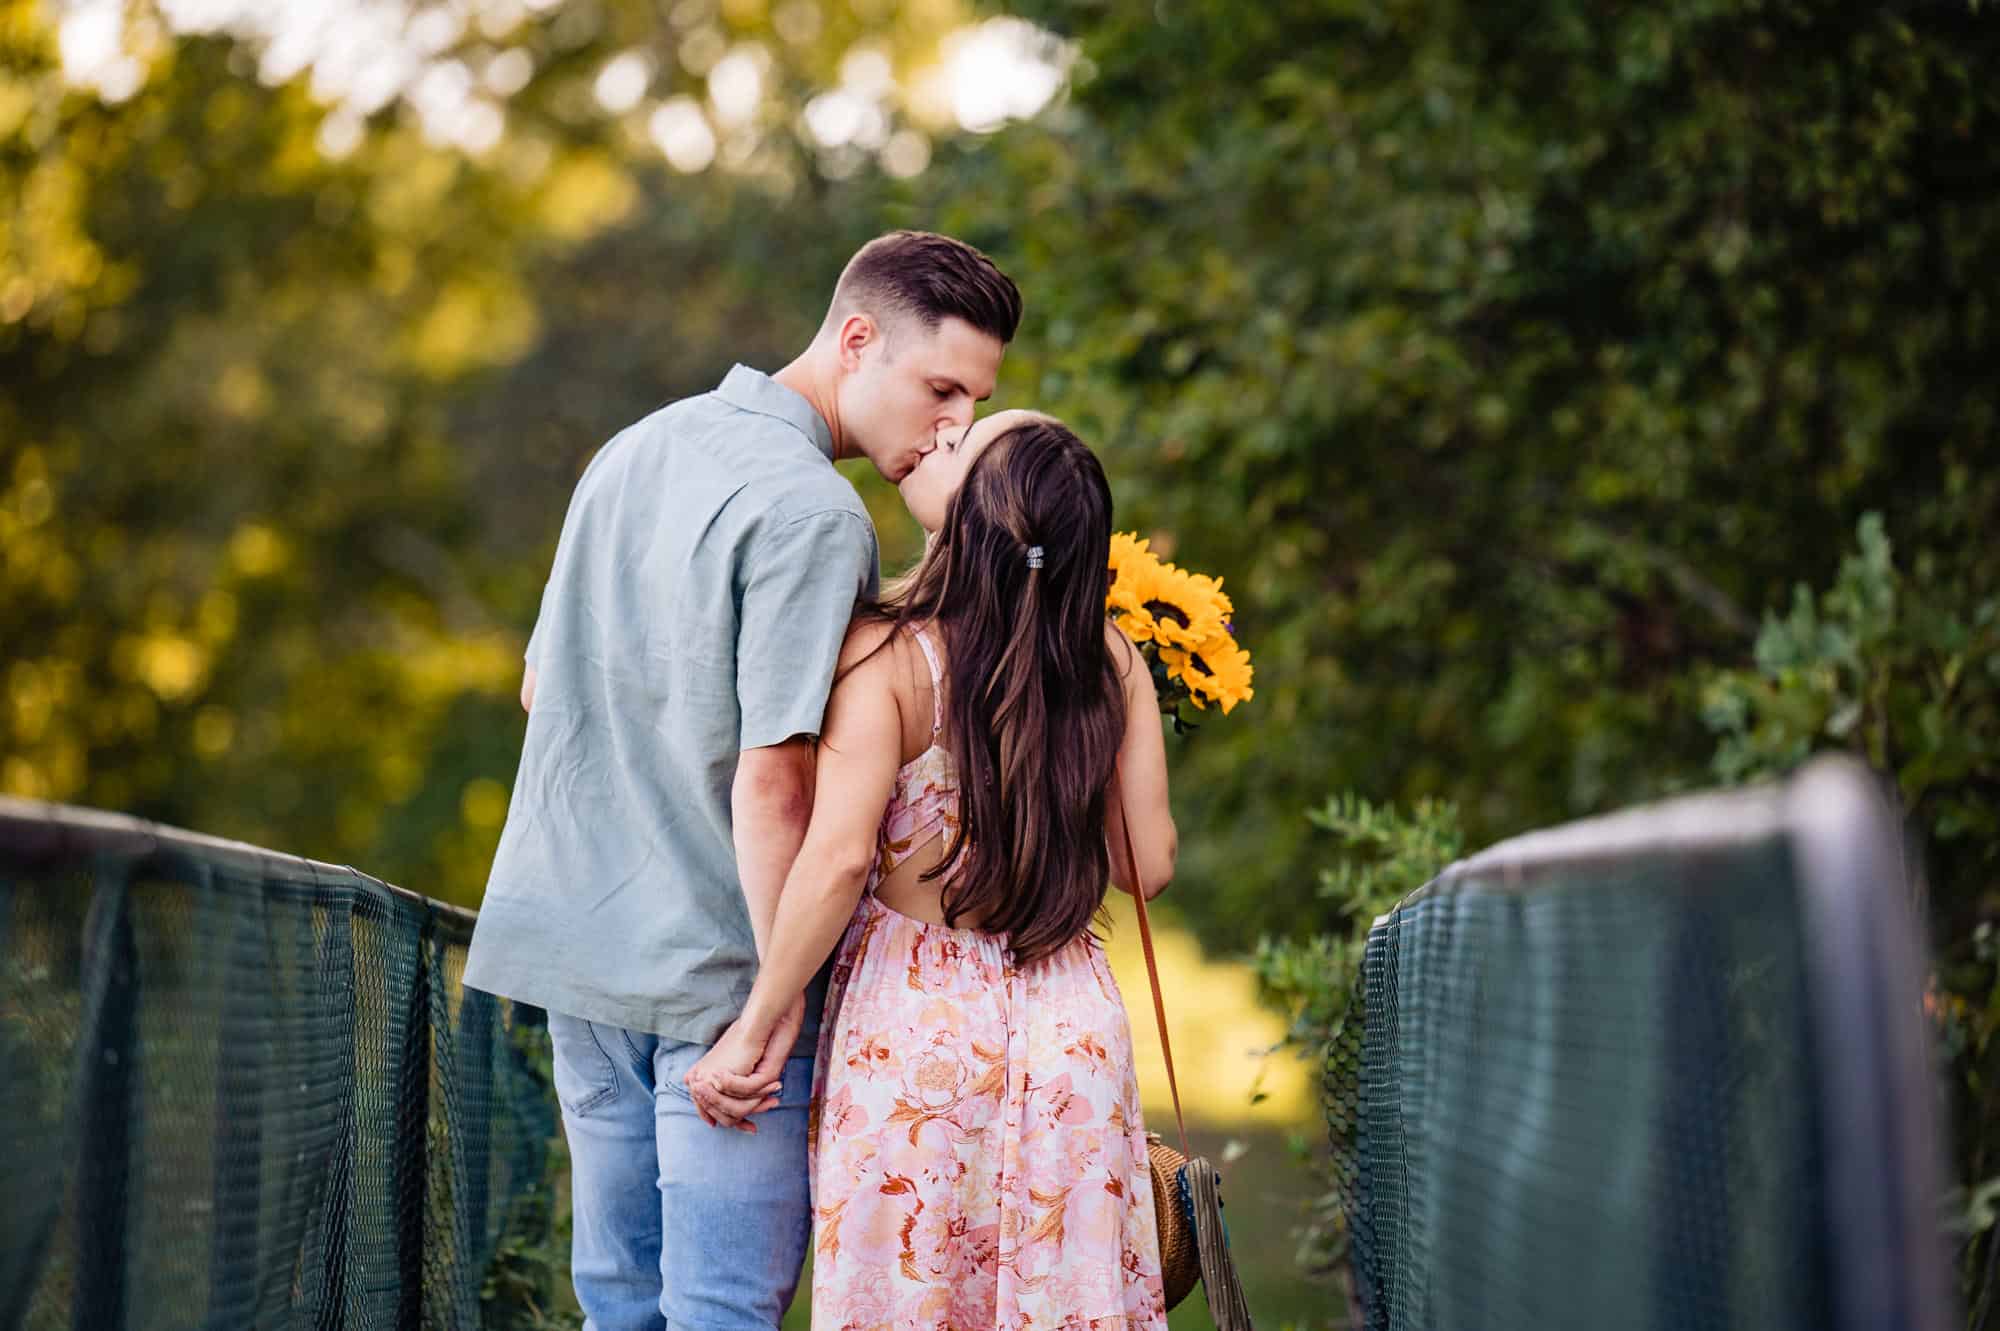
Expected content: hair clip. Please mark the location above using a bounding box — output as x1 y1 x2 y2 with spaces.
1025 545 1045 569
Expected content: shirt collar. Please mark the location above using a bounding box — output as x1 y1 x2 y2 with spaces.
715 364 835 462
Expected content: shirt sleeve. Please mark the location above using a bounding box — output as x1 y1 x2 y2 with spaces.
736 509 879 750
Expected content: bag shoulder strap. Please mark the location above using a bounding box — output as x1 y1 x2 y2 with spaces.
1116 782 1193 1162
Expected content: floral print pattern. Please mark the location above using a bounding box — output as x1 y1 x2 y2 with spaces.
808 629 1167 1330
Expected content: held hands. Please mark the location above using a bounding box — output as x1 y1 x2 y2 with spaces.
684 993 805 1132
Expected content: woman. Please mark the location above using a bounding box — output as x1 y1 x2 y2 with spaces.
691 410 1177 1328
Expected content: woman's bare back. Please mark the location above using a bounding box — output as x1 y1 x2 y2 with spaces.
867 624 991 927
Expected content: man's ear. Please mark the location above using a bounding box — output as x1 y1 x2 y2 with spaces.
836 311 879 371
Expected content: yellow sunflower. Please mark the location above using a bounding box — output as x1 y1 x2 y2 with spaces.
1106 532 1156 620
1162 630 1256 714
1134 561 1229 652
1200 572 1235 625
1105 529 1255 723
1108 531 1154 579
1108 543 1168 642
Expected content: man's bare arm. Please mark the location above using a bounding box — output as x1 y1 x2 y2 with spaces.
731 738 816 959
521 664 537 713
674 738 818 1131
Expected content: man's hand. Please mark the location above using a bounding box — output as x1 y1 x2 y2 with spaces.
685 994 804 1130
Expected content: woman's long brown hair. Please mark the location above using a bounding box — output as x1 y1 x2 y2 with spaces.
861 418 1125 964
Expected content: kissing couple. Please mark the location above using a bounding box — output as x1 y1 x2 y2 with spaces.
467 230 1177 1330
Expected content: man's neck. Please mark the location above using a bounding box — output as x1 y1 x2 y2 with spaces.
772 353 846 461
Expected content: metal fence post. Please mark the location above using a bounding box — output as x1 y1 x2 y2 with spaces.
71 856 138 1331
393 905 432 1329
206 861 267 1329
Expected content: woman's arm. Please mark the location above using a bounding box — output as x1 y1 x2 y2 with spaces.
686 621 904 1121
1105 623 1177 899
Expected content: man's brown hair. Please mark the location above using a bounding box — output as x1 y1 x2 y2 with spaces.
829 230 1023 344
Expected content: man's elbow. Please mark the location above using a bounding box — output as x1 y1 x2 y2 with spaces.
746 781 813 833
733 744 816 828
520 666 536 713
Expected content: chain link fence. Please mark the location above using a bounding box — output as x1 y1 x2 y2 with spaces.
0 798 555 1330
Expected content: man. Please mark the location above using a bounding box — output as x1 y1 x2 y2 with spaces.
466 231 1021 1330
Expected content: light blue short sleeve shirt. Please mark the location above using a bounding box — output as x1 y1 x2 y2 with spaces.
466 366 880 1052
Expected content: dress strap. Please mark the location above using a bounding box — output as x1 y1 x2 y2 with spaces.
910 626 944 738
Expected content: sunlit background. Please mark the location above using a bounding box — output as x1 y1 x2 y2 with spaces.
9 0 2000 1325
54 0 1072 164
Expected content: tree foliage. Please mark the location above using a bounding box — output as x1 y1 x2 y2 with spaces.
1 0 937 900
920 0 2000 954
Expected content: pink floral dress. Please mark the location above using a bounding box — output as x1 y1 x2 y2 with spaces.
808 627 1168 1330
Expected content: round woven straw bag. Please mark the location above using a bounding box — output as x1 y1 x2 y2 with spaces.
1146 1131 1201 1309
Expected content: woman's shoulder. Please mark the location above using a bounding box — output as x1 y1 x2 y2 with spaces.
1104 618 1155 704
838 615 901 672
1104 617 1146 678
836 617 938 697
835 618 939 756
1104 617 1139 664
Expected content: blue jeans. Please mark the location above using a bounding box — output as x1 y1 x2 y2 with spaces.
548 1011 814 1331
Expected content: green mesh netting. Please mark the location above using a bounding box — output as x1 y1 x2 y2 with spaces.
0 798 554 1330
1325 765 1950 1331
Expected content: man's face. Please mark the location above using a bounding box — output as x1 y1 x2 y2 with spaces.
837 315 1005 482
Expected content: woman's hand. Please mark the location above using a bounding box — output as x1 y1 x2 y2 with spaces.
684 994 803 1130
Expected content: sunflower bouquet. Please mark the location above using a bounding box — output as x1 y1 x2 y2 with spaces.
1106 532 1254 731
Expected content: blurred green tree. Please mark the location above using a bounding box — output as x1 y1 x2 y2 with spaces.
917 0 2000 955
0 0 954 902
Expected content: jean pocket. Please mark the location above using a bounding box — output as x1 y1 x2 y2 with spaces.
661 1043 811 1108
548 1013 619 1117
655 1038 703 1104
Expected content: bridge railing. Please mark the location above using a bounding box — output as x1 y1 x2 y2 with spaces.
0 798 554 1331
1325 757 1953 1331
